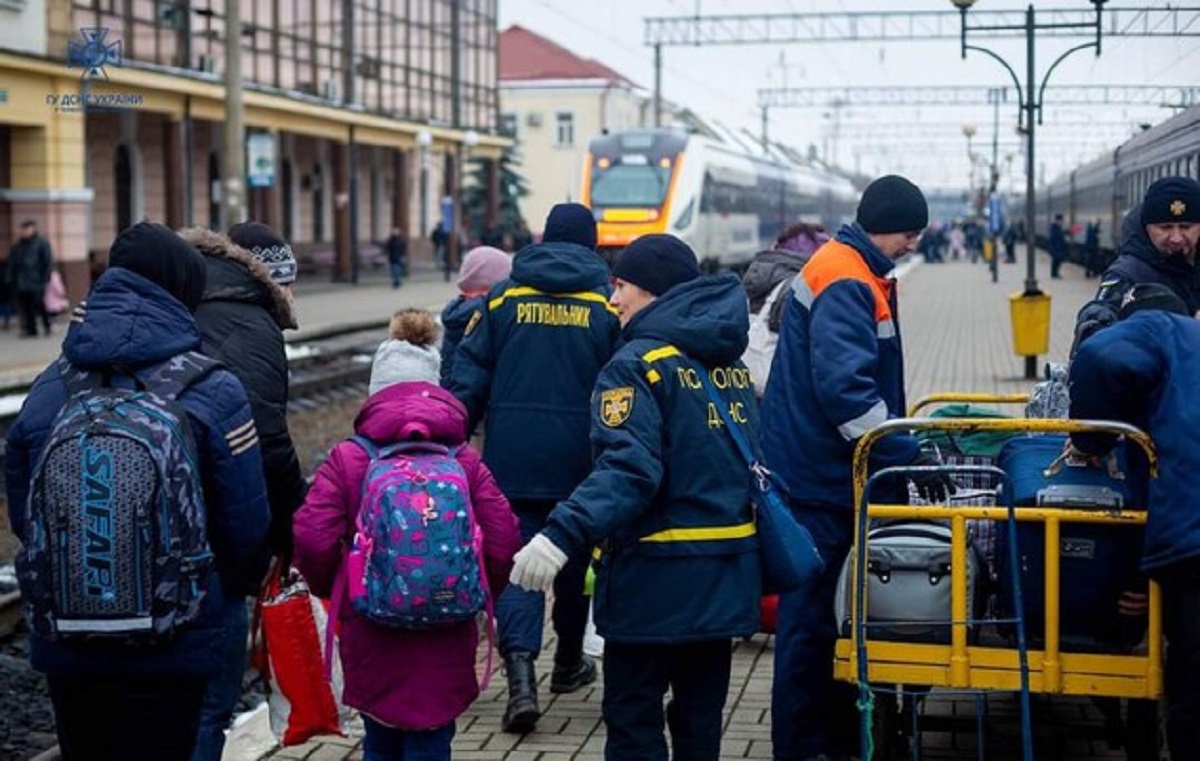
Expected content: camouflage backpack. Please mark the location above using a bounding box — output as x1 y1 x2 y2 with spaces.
17 352 220 643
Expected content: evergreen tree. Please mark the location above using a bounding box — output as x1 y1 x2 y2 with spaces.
462 147 531 245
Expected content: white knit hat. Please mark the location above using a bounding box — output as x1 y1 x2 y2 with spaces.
368 339 442 395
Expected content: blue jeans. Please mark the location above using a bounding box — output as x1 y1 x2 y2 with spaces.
390 260 405 287
496 500 590 657
771 504 859 760
362 716 455 761
190 598 250 761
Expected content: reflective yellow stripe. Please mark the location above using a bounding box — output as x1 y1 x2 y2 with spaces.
641 345 681 364
646 368 662 384
639 522 757 543
488 286 618 315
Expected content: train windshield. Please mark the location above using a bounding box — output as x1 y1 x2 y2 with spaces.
589 163 671 208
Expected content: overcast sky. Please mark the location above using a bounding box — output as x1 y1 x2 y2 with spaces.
497 0 1197 190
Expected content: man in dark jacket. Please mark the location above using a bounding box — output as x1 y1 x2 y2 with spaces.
761 176 955 761
1069 283 1200 761
384 226 408 288
7 219 53 337
510 234 761 760
1049 213 1068 279
5 222 271 760
184 222 306 761
450 202 620 733
1072 177 1200 354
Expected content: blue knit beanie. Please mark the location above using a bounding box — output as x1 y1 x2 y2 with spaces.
543 203 597 250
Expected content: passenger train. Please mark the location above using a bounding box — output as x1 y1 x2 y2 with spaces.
1038 105 1200 260
580 129 858 271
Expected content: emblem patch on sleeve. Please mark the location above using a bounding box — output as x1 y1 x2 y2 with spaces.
600 386 635 428
464 310 482 336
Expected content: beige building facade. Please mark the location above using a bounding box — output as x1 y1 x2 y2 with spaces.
0 0 508 304
498 25 669 234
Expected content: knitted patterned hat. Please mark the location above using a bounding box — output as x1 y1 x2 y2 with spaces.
228 221 298 285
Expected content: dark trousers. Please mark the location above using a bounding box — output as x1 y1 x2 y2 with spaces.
772 504 859 760
1050 250 1065 277
362 716 455 761
496 499 590 658
17 288 49 336
603 639 732 761
48 674 207 761
1162 559 1200 760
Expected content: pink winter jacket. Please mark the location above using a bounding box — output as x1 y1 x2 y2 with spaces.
293 381 520 730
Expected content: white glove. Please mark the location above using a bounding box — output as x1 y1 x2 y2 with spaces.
510 534 568 593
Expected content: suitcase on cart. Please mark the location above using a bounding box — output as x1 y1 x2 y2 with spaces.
835 521 984 644
994 435 1147 651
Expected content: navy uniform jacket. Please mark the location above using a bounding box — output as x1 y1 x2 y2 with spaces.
5 268 271 678
449 241 620 502
760 224 918 511
1070 311 1200 576
541 274 762 644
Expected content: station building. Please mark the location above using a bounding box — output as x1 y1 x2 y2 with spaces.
0 0 508 303
499 25 668 233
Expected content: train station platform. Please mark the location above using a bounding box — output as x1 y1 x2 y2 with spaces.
227 251 1132 761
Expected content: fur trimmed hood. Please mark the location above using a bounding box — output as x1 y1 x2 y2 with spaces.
179 227 298 330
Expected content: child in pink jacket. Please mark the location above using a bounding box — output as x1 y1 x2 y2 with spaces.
293 309 520 760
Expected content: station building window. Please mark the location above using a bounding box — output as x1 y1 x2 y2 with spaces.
556 112 575 147
70 0 500 133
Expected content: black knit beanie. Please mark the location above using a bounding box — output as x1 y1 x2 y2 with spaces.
543 203 597 250
856 175 929 234
612 234 700 297
1141 177 1200 226
1118 283 1191 320
108 222 207 312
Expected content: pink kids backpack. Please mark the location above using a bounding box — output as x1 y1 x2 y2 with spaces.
346 437 489 628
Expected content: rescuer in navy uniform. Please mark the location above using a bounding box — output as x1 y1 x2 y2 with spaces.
449 202 620 733
1072 176 1200 354
1069 283 1200 761
508 234 762 760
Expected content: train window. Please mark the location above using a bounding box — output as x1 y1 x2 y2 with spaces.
619 134 656 150
674 199 695 230
589 164 671 208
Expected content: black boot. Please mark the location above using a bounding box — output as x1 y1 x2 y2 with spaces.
501 652 540 734
549 641 597 694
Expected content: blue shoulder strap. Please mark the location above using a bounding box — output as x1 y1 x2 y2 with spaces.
695 362 758 470
351 436 454 460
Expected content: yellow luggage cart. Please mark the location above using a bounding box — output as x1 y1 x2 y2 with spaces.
834 404 1162 760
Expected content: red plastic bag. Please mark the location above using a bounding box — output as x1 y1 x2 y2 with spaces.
760 595 779 634
253 570 345 746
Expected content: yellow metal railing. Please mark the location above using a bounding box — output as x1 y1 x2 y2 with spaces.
908 392 1030 417
837 417 1162 700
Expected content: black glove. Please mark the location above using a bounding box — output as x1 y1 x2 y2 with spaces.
910 452 958 504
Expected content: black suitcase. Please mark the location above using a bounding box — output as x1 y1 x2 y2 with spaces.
994 435 1146 651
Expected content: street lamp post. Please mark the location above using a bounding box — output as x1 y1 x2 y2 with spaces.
417 130 433 262
448 129 480 282
953 0 1107 379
